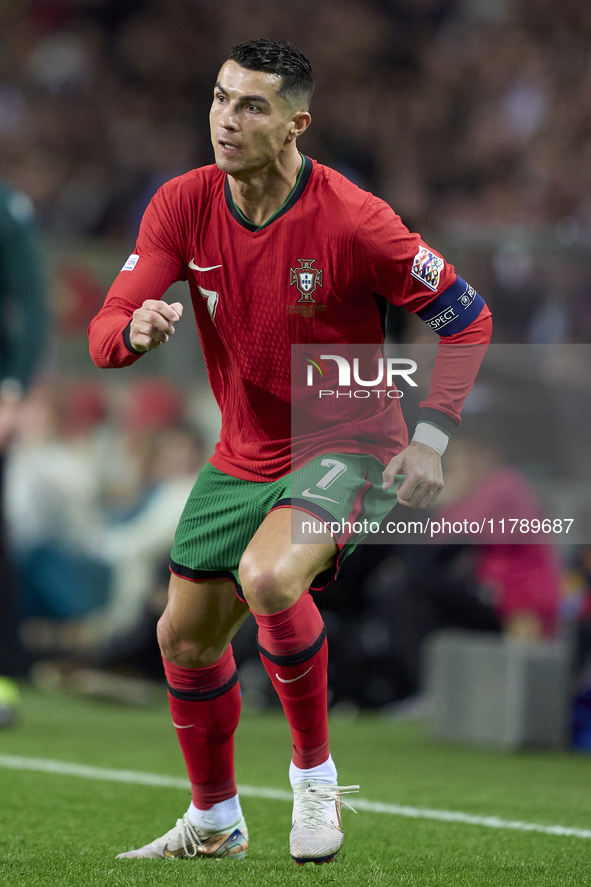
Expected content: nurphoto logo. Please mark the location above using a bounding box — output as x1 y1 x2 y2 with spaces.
304 352 418 399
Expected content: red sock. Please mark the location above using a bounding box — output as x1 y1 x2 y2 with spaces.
253 592 329 769
163 646 241 809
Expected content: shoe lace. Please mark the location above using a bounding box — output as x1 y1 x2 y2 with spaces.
299 784 360 829
175 816 203 858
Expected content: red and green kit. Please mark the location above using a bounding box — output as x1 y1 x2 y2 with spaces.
89 155 491 480
89 155 491 588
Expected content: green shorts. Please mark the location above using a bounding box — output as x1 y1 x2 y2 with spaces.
170 453 400 600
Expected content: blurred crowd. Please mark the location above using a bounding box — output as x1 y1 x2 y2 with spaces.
6 378 205 655
0 0 589 242
0 0 589 343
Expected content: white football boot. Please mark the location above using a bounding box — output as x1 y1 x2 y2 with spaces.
116 813 248 860
290 780 359 865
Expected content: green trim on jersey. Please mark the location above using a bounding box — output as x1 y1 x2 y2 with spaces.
416 419 451 437
170 454 401 599
224 154 310 232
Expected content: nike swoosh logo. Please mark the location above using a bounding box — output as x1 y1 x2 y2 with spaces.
189 259 222 272
301 488 339 504
275 665 314 684
172 722 196 729
163 844 189 858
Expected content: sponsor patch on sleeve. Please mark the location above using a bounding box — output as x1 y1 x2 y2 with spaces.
121 254 139 272
411 246 445 292
417 276 486 336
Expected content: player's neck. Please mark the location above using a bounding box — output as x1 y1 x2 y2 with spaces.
227 149 303 228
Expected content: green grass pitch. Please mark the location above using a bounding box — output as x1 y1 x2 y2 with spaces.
1 686 590 886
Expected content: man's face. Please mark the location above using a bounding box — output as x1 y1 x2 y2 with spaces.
210 60 298 175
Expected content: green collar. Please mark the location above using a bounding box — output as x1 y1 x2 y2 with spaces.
224 154 312 232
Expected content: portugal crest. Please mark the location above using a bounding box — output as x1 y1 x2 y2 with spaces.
290 259 323 303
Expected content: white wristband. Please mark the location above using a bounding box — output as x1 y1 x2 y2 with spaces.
412 422 450 455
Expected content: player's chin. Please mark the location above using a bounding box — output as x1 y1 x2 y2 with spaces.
214 151 246 174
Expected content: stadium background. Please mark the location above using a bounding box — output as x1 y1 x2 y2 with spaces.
1 1 591 883
1 0 591 705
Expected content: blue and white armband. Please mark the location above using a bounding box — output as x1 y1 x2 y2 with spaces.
417 276 485 336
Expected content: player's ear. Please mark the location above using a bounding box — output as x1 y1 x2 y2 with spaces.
287 111 311 142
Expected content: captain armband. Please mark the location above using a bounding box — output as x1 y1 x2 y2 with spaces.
417 277 485 336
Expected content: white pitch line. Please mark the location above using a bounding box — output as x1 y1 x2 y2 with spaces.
1 753 590 841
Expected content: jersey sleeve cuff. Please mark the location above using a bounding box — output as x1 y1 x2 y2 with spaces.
122 320 145 356
416 406 457 434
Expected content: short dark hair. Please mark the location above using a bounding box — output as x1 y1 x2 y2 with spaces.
229 39 314 109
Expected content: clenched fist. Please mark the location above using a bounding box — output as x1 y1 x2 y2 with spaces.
129 300 184 353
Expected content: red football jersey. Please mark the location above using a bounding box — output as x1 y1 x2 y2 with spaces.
89 156 491 480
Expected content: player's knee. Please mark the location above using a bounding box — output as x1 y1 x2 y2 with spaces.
156 612 220 668
238 555 298 614
156 614 192 664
